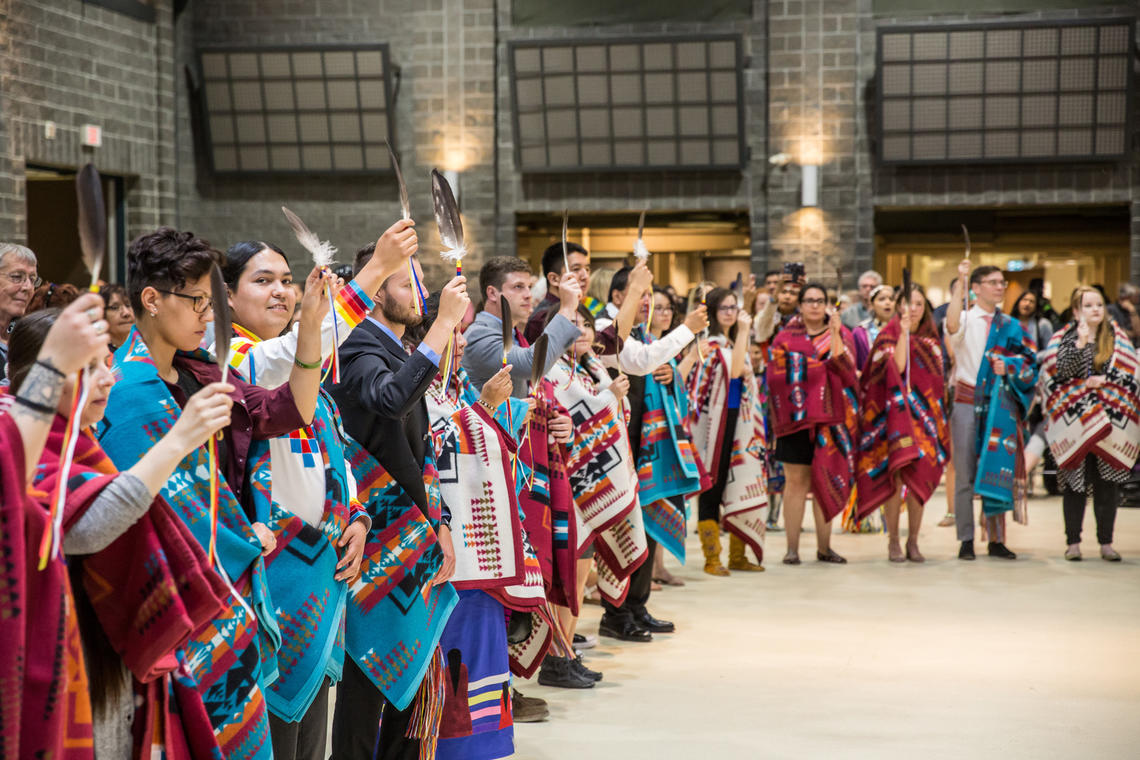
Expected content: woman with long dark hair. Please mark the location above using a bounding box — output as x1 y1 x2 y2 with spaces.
7 307 234 759
1040 286 1139 562
855 284 949 562
689 287 768 576
768 283 857 565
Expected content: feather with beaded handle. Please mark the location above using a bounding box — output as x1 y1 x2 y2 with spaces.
431 168 465 275
75 163 106 292
633 209 649 262
41 164 107 568
387 141 411 222
281 206 337 269
281 205 343 380
205 262 233 565
561 209 571 274
500 295 513 367
530 333 549 390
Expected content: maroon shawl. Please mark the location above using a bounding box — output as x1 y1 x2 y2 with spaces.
517 378 579 615
28 418 226 760
768 317 859 520
855 318 949 518
0 412 31 760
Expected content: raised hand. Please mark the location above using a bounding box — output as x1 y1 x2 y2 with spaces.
40 293 108 375
168 382 235 456
609 373 630 402
373 219 418 277
548 413 573 443
479 364 513 409
299 266 334 324
558 271 582 312
683 304 709 334
438 276 470 328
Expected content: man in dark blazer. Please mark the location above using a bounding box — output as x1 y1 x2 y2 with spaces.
327 245 468 760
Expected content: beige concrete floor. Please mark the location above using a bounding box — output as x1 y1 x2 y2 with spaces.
513 492 1140 759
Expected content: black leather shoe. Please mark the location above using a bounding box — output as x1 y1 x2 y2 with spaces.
571 655 603 682
537 655 594 689
598 615 653 642
633 609 675 633
958 540 976 560
987 541 1017 560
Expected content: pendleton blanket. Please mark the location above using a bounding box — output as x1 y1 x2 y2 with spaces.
689 336 769 557
516 377 579 615
0 414 24 760
549 355 648 604
768 318 858 521
856 318 949 518
228 321 363 724
246 393 350 723
426 369 529 590
344 438 458 711
1040 322 1140 475
2 412 95 760
97 330 279 760
636 343 701 563
972 311 1038 517
426 368 556 678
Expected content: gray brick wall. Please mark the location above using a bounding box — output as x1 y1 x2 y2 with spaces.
864 3 1140 280
0 0 176 252
494 0 769 270
765 0 872 278
175 0 496 287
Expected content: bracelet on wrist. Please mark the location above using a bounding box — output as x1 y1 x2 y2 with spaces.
476 398 495 412
294 355 322 370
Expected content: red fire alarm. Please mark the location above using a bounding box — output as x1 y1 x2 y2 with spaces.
81 124 102 148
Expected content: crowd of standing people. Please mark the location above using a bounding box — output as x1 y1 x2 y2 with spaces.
1 209 1136 760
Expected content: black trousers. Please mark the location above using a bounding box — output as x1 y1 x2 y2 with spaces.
269 678 330 760
331 660 419 760
601 537 657 620
698 406 740 522
1062 468 1118 546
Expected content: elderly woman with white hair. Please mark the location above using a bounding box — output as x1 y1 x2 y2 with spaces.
0 243 39 381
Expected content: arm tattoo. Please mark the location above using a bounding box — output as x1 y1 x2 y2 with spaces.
13 362 65 422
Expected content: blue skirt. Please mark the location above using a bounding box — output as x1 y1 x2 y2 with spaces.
436 590 513 760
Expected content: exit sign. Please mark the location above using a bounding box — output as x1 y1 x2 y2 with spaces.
81 124 102 148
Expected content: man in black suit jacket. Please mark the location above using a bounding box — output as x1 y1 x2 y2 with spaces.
327 247 468 760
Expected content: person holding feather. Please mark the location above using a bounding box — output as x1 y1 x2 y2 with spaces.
326 246 467 760
855 282 949 563
96 228 328 760
944 260 1039 561
217 216 416 760
7 304 236 760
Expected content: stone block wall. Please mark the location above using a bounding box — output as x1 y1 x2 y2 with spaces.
0 0 176 258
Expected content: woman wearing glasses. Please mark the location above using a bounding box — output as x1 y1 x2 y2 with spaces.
99 283 136 350
96 227 325 760
0 243 39 381
690 287 768 576
768 283 857 565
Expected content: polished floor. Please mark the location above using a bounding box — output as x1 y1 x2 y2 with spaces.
514 492 1140 759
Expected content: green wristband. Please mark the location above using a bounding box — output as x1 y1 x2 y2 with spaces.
294 355 322 370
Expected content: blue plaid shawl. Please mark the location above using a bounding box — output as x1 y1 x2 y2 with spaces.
973 311 1039 515
97 328 278 760
634 336 700 563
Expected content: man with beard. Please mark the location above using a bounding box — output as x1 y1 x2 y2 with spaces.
327 246 467 759
0 244 39 382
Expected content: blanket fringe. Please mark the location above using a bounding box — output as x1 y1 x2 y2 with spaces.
405 646 445 760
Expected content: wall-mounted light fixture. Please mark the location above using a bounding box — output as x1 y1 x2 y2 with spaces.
800 164 819 208
443 169 461 208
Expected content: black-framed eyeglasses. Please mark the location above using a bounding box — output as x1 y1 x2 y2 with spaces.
4 271 42 288
155 289 212 314
801 297 827 306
